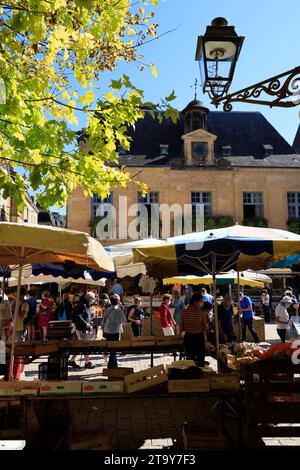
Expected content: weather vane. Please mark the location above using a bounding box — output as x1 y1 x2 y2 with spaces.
190 78 200 100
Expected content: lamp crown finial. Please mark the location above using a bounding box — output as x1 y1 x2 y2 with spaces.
211 17 228 27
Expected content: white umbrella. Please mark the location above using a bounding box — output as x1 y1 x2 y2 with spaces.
106 238 166 278
7 274 106 287
241 270 272 283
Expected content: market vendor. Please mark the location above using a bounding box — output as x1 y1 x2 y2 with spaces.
239 292 259 343
217 295 235 343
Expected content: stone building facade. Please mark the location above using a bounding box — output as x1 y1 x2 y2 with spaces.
67 101 300 243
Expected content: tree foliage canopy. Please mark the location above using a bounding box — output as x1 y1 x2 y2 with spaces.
0 0 177 209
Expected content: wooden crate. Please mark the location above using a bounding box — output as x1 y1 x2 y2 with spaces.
39 381 82 396
168 378 210 393
142 318 164 337
167 360 196 370
47 329 72 339
107 340 131 348
82 381 124 395
209 373 240 391
0 380 40 397
156 335 181 347
124 365 168 394
0 428 23 439
226 354 238 371
121 323 134 340
233 315 265 342
14 341 35 356
102 367 134 381
183 424 226 449
34 342 59 356
131 336 156 347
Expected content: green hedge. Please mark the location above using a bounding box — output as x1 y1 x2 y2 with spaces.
287 218 300 234
242 217 268 228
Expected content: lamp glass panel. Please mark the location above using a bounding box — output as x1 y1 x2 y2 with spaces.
206 57 232 79
204 41 237 60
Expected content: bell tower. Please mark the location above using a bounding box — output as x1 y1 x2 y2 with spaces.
183 79 209 134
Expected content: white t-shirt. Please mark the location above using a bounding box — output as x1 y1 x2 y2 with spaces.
261 293 270 306
275 304 290 330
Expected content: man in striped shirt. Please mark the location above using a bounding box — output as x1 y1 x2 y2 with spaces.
179 293 211 367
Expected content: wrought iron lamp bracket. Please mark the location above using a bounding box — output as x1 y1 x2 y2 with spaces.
212 66 300 111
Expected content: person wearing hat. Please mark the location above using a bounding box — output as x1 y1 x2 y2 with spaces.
281 288 299 318
275 296 293 343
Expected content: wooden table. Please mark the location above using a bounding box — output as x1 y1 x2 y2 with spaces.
20 389 244 449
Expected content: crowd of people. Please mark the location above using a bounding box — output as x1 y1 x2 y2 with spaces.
0 277 299 372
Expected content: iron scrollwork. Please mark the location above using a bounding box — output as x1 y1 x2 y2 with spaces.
212 66 300 112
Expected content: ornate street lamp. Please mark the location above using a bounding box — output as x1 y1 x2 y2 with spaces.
195 18 300 112
195 17 244 101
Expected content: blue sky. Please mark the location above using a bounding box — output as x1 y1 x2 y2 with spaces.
53 0 300 213
126 0 300 144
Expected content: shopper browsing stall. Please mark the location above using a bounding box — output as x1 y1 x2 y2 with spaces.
275 296 292 343
13 287 29 342
179 294 211 367
24 290 37 341
127 297 144 337
68 292 96 370
101 294 127 368
159 294 175 336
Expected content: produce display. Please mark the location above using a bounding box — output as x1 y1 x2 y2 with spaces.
219 342 267 370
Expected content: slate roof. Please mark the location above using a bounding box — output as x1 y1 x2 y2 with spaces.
293 124 300 153
122 110 297 168
219 154 300 168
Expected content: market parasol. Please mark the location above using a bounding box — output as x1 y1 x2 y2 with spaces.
133 224 300 361
105 238 167 278
7 274 107 288
163 271 265 288
0 222 114 379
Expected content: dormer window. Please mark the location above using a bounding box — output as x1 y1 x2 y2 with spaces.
159 144 169 156
263 144 274 156
222 145 232 156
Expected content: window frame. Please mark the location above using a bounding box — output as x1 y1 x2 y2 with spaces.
287 192 300 219
191 191 212 218
243 192 264 218
91 192 114 219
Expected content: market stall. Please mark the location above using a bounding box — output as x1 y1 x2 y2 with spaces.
0 222 114 379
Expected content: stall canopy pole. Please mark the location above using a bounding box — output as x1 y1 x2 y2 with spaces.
237 270 241 343
58 283 62 301
1 278 5 303
150 294 153 336
212 254 220 372
9 253 24 380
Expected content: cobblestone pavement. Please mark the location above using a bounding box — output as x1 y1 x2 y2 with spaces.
20 323 300 448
